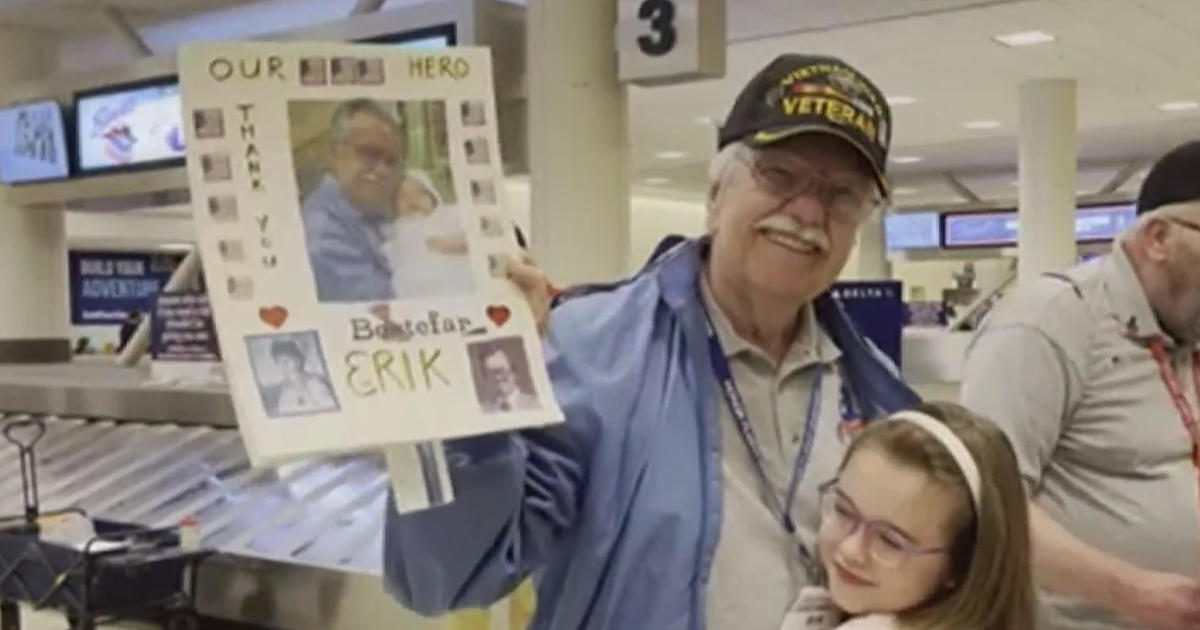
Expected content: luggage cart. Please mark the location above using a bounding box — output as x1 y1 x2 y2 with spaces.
0 418 209 630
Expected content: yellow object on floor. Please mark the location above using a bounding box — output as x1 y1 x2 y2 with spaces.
445 580 536 630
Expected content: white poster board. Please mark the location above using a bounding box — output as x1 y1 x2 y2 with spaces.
179 42 562 465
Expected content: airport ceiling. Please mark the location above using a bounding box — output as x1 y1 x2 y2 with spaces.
0 0 260 31
3 0 1199 205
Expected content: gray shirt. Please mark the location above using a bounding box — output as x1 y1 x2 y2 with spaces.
700 280 849 630
962 245 1200 630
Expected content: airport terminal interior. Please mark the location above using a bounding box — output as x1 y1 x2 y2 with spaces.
0 0 1197 628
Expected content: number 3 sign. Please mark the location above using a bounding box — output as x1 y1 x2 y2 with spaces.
618 0 726 86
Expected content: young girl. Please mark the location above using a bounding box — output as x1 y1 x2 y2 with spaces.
817 401 1036 630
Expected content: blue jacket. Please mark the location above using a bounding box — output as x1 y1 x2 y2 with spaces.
301 175 395 303
383 237 919 629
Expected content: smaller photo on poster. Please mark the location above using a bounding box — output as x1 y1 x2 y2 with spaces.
227 275 253 300
471 179 496 205
208 195 239 222
331 58 358 85
479 216 507 238
468 336 541 414
246 330 340 418
218 239 246 262
464 137 490 165
193 108 225 139
300 57 327 86
357 58 385 85
461 101 486 127
201 153 233 182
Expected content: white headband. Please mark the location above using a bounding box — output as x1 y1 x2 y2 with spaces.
888 411 982 511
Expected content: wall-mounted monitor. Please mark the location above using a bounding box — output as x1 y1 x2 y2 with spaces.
73 77 185 175
1076 204 1136 242
941 210 1019 248
0 100 70 184
942 204 1137 249
884 212 940 250
356 23 457 48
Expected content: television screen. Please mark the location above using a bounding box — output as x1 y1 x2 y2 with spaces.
357 23 457 48
942 211 1019 248
0 100 70 184
1076 204 1136 242
75 79 185 173
884 212 940 250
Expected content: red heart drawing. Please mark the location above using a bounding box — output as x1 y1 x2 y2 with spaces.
486 305 511 328
259 306 289 329
368 303 392 322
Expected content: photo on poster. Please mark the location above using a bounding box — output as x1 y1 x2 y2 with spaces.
464 137 490 165
331 58 358 85
471 179 496 204
201 153 232 182
218 239 245 262
300 57 327 86
357 58 385 85
208 195 238 222
246 330 341 418
193 109 225 139
461 101 486 127
227 275 253 300
288 99 474 303
467 336 541 414
479 215 506 238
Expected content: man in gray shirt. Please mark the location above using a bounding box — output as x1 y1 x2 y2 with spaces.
963 140 1200 630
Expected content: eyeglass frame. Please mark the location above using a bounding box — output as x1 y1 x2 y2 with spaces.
1168 216 1200 235
817 479 952 568
732 145 885 224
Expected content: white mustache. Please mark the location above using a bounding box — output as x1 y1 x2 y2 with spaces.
754 214 830 252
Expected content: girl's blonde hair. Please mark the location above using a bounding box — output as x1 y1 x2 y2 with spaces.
840 401 1036 630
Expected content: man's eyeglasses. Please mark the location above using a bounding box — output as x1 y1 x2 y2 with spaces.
735 149 883 224
1169 217 1200 235
818 480 950 568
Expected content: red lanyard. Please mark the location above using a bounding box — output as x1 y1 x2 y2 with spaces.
1148 337 1200 468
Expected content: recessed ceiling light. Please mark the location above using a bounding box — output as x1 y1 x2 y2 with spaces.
643 177 670 185
656 150 687 160
963 120 1001 130
887 96 918 106
891 156 923 165
1158 100 1199 112
992 30 1057 47
893 186 918 196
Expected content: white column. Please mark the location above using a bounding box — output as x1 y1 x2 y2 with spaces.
0 26 70 362
852 212 889 280
1017 79 1077 284
526 0 630 285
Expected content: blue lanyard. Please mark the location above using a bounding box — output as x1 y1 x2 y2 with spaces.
702 309 824 535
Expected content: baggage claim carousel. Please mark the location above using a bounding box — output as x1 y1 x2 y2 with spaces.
0 363 443 630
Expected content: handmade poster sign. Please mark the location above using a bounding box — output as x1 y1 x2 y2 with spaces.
179 42 562 464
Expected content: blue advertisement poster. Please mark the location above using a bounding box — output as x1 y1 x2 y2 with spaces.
830 280 905 368
69 251 182 325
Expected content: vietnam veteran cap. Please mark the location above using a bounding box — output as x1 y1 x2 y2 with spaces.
718 54 892 198
1137 140 1200 215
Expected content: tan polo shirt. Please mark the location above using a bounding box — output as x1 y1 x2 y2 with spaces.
962 245 1200 630
700 279 849 630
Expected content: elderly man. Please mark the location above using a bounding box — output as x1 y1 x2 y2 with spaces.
382 54 919 630
301 98 404 303
962 140 1200 630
